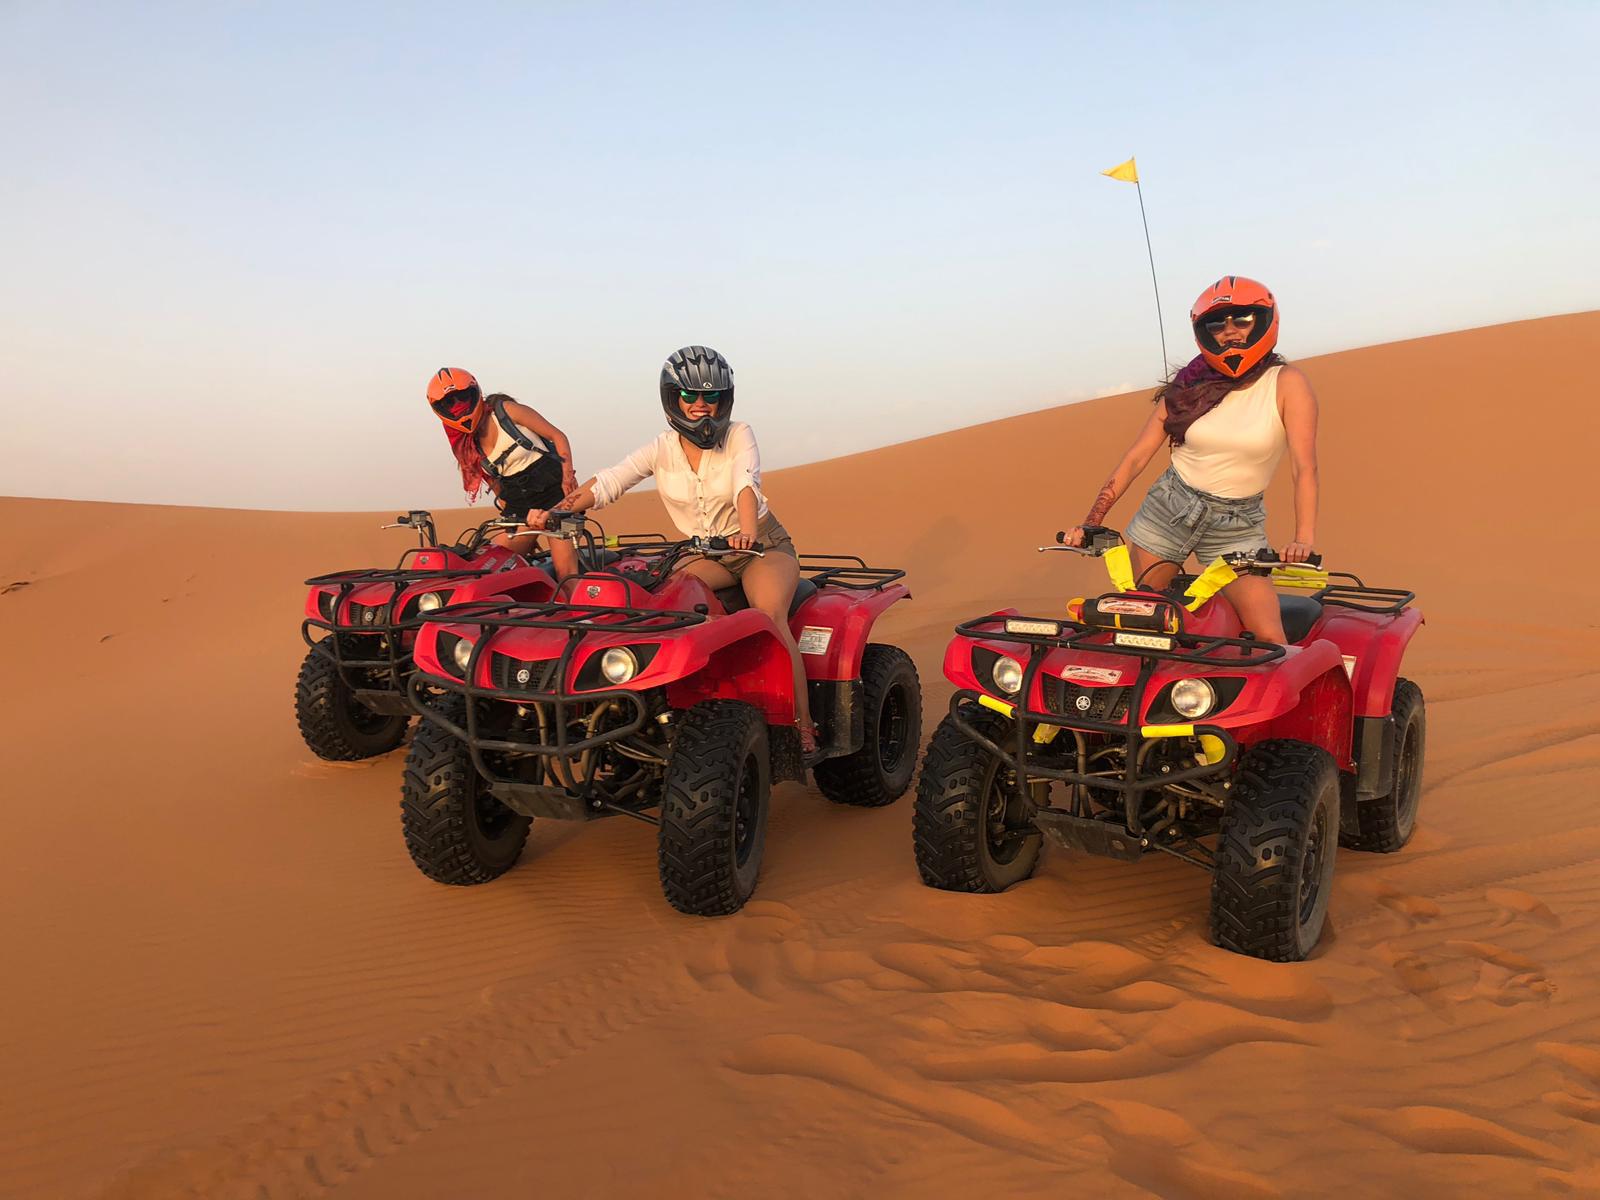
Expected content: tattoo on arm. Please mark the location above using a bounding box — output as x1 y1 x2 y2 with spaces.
1083 480 1118 526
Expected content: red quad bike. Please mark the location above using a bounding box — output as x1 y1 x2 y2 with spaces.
296 510 603 761
401 510 921 916
913 526 1424 962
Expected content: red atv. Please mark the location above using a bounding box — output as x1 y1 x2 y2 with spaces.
401 511 921 916
913 526 1424 961
296 510 567 761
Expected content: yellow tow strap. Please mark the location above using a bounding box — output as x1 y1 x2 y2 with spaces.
1183 558 1239 611
1102 544 1135 591
1271 564 1330 590
978 695 1014 717
1141 723 1195 737
977 693 1059 744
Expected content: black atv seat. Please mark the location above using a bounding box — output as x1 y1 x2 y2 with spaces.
715 576 818 619
1278 595 1324 644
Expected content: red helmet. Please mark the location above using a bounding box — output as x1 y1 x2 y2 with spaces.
427 367 485 433
1190 276 1278 378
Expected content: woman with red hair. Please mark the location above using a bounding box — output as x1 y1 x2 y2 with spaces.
1061 277 1320 643
426 368 580 577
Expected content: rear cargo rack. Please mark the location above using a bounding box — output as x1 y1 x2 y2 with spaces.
798 553 907 591
1312 572 1415 615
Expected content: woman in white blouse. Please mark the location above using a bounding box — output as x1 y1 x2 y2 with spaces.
554 345 814 749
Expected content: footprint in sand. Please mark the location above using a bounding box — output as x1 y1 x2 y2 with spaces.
2 579 32 595
1370 880 1443 925
1486 887 1561 930
1539 1042 1600 1126
1445 940 1555 1006
1374 941 1448 1006
1339 1103 1561 1162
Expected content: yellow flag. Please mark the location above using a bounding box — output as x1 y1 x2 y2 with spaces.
1102 156 1138 183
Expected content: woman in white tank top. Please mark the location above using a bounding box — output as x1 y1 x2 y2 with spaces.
1061 276 1320 644
426 368 581 577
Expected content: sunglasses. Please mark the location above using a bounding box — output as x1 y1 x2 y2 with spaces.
1203 312 1257 335
679 390 724 405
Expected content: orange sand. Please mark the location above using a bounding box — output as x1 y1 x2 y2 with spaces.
3 313 1598 1198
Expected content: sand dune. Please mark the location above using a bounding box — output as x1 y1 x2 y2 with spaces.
3 312 1599 1198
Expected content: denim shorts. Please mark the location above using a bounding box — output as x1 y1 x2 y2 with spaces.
1125 467 1270 566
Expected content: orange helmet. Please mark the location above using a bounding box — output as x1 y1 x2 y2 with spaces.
1190 276 1278 378
427 367 485 433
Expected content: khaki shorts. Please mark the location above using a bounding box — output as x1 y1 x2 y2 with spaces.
683 511 798 581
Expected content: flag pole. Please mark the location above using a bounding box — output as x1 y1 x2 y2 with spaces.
1133 179 1170 379
1102 156 1170 381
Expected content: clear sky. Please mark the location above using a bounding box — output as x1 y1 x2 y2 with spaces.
3 1 1596 510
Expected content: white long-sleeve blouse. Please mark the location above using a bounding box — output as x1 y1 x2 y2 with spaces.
590 421 769 539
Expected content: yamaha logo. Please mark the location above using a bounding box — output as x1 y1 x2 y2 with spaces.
586 585 601 599
516 668 531 685
1074 695 1092 712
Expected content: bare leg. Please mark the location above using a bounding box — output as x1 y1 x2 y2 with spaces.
738 553 813 739
502 531 542 558
548 537 579 580
1222 575 1288 643
676 556 738 589
1128 542 1183 592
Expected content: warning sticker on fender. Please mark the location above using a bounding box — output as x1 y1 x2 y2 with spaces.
1061 666 1124 685
1098 598 1158 616
798 626 833 655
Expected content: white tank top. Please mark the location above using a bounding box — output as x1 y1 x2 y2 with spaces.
1169 365 1286 498
482 418 547 478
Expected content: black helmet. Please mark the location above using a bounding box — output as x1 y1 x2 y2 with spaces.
660 345 735 449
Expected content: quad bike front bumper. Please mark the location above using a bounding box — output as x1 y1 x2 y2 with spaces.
947 686 1241 862
303 566 495 712
410 669 660 822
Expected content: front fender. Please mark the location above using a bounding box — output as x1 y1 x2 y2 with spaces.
1204 640 1353 768
664 611 796 723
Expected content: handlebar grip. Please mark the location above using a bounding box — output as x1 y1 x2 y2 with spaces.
1253 548 1324 568
1057 524 1111 545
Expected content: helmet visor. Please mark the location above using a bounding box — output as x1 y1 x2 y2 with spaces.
1194 306 1272 354
678 389 725 406
431 388 481 421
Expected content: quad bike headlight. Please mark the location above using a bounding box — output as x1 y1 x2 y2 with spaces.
600 647 639 685
992 655 1024 696
317 590 338 622
1170 678 1217 719
452 636 476 675
417 591 446 613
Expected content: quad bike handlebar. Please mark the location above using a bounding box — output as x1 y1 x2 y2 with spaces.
381 510 440 549
1042 525 1123 556
1222 547 1324 571
1041 528 1325 572
514 511 765 586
